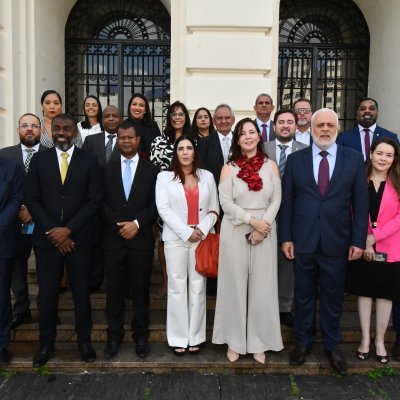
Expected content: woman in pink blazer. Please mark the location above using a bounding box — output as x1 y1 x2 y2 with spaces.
348 137 400 364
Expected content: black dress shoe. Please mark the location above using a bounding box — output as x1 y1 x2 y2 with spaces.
12 310 32 329
136 340 150 359
324 349 348 376
280 312 294 327
392 342 400 361
79 342 96 363
104 340 120 359
32 345 54 368
290 345 310 365
0 349 12 366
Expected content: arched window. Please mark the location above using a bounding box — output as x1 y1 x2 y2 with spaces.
65 0 170 128
278 0 370 129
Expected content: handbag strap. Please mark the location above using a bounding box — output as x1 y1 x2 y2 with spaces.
208 210 221 233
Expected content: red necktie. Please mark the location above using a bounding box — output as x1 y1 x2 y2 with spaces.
318 151 329 196
364 128 370 162
261 123 268 142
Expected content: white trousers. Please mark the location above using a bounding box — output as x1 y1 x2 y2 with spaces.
164 239 206 347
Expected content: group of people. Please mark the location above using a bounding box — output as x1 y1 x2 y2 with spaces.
0 91 399 377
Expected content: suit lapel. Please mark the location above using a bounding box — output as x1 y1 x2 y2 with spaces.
326 145 344 195
211 133 224 162
97 133 107 164
302 147 319 194
372 126 383 143
63 147 80 187
128 158 144 200
352 128 363 153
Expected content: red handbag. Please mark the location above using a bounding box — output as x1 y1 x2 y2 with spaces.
195 212 220 278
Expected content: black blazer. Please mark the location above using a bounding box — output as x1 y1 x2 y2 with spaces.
200 132 225 186
26 147 102 248
82 131 121 169
101 157 159 251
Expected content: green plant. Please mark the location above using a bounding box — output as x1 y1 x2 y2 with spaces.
289 374 301 399
0 369 16 379
364 367 397 382
34 366 50 376
144 386 151 400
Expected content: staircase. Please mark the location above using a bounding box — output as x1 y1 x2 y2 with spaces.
7 252 400 375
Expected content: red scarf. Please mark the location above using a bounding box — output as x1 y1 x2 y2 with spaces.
236 152 265 191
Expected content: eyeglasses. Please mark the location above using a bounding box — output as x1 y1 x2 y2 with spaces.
19 123 40 129
171 112 185 119
294 108 311 115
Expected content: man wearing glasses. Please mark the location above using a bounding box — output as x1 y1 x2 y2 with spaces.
293 98 313 146
0 114 44 330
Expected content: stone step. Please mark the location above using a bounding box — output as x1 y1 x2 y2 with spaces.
11 308 395 344
5 341 400 375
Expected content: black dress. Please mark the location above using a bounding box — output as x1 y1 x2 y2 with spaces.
347 180 400 301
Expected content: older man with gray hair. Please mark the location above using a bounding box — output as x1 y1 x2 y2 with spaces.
253 93 276 142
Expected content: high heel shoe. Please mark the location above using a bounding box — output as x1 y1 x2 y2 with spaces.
227 347 239 363
356 336 371 361
372 336 389 364
253 352 266 364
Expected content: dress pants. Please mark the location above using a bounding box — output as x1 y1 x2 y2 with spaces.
34 246 92 346
88 214 105 290
294 253 347 351
0 258 12 350
11 234 32 316
105 248 153 343
278 250 294 312
164 240 206 348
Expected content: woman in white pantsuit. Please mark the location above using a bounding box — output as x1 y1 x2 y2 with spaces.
156 134 219 355
212 118 283 364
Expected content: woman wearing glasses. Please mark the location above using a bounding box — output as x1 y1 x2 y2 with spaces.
150 101 192 297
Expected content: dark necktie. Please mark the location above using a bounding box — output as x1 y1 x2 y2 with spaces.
318 151 329 196
278 144 288 176
24 148 35 173
364 128 370 163
261 124 268 143
105 134 116 162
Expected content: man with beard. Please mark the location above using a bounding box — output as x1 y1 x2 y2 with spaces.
0 114 44 328
264 109 308 328
26 114 101 367
293 98 313 146
279 108 368 376
337 98 399 163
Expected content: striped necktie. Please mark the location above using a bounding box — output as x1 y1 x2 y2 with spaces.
105 134 116 162
24 148 35 173
278 144 288 176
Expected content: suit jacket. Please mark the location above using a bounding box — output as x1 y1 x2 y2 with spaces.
26 147 102 248
279 144 369 256
370 179 400 262
199 132 225 186
0 157 23 258
336 125 399 154
264 139 308 163
82 131 121 169
101 157 159 251
156 169 219 242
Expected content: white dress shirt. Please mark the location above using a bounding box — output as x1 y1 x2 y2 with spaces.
295 129 311 146
104 131 117 150
275 138 294 161
21 143 40 163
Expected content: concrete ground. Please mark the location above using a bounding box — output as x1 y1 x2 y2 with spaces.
1 371 400 400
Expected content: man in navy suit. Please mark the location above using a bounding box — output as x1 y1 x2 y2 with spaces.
0 156 23 365
279 108 369 376
0 113 44 328
26 114 101 367
336 98 399 163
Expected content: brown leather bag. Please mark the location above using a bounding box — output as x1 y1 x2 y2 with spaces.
195 211 220 278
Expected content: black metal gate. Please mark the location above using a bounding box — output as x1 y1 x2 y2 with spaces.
278 0 370 130
65 0 170 128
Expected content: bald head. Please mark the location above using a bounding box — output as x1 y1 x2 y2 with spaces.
102 105 122 133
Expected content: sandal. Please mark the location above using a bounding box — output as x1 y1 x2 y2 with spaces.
188 344 201 355
172 347 186 356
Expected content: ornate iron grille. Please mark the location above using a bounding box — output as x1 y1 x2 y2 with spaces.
278 0 370 130
65 0 170 129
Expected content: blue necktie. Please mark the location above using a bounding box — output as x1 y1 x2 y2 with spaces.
123 159 133 200
278 144 288 176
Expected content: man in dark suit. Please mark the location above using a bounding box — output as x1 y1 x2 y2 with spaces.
102 120 159 359
293 98 313 146
264 109 308 328
279 108 369 376
0 157 23 365
0 113 44 328
336 98 399 163
82 105 122 291
253 93 276 142
26 114 101 367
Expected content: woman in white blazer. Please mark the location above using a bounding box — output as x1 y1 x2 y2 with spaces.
156 134 219 355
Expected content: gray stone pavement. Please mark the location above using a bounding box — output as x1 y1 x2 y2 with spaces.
1 372 400 400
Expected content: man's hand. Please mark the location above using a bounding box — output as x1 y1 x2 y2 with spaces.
19 205 33 224
46 227 72 246
348 246 363 261
281 241 295 260
117 221 138 240
188 227 203 243
57 238 75 255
